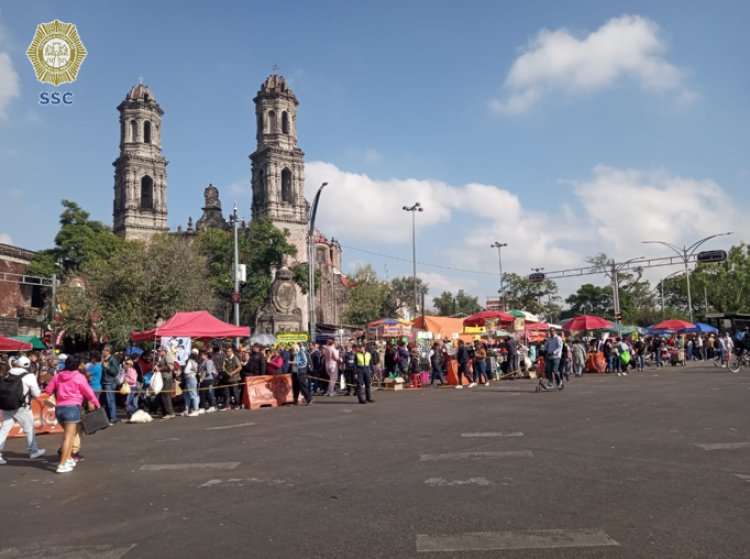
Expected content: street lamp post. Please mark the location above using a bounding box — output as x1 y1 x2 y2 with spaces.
308 182 328 344
402 202 423 319
530 267 544 309
231 202 240 327
491 242 508 310
603 256 644 322
643 233 732 322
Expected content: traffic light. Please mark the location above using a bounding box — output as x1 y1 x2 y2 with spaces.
528 272 545 283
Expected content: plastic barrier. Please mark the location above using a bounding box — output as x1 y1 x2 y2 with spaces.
242 374 301 410
3 394 64 439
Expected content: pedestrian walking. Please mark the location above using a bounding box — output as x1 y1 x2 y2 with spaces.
44 355 100 474
182 350 200 416
100 345 120 424
0 356 46 466
290 344 312 405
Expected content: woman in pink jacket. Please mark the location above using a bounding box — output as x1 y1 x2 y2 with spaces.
45 355 100 474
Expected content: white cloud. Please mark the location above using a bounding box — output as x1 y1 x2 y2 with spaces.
0 232 13 245
490 15 692 115
570 165 747 254
305 161 744 301
0 51 20 120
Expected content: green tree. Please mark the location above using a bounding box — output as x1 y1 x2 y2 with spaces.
455 289 481 315
584 253 656 324
433 291 457 316
389 276 429 317
27 200 130 276
502 272 558 316
564 283 611 317
59 234 215 346
194 219 300 325
342 264 396 326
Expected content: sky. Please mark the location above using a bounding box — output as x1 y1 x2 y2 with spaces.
1 0 748 306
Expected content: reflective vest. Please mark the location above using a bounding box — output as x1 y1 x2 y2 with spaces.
355 352 372 367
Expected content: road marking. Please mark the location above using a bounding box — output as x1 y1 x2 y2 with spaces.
734 474 750 482
461 431 524 438
696 442 750 451
420 450 532 461
198 477 290 488
205 422 256 430
416 529 619 552
0 544 137 559
140 462 240 471
425 477 493 487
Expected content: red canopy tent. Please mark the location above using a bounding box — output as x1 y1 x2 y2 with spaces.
463 310 514 327
130 311 250 342
561 315 612 331
0 335 33 352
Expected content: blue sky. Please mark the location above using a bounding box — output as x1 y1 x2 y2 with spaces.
1 0 748 305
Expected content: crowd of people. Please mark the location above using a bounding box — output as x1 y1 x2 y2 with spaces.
1 326 749 474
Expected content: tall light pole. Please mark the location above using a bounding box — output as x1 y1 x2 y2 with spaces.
643 232 732 322
231 202 240 327
402 202 423 319
490 242 508 310
531 267 544 309
308 182 328 344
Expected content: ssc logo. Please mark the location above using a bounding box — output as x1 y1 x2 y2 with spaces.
27 20 87 86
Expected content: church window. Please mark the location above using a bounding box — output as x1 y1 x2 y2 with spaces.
281 168 293 203
317 247 327 264
281 111 289 134
130 120 137 142
140 175 154 210
144 120 152 144
257 113 263 135
269 110 276 133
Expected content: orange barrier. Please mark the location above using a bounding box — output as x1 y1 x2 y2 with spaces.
242 374 301 410
445 361 472 386
585 352 606 373
3 394 64 439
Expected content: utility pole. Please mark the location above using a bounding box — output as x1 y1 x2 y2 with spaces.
491 242 508 310
231 202 240 327
402 202 423 319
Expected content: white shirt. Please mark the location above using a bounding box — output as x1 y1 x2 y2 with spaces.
8 367 41 407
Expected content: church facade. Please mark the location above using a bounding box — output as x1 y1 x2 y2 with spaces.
111 75 347 333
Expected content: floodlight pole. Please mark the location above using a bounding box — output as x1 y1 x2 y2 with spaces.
403 202 423 319
491 242 508 310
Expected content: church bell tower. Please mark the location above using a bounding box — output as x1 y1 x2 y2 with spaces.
113 83 169 240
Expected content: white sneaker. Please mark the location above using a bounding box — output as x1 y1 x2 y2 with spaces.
180 411 188 417
56 463 74 474
198 409 206 415
485 380 491 386
188 411 200 417
29 448 46 459
64 458 76 468
207 407 217 413
617 372 622 376
0 457 6 465
455 385 463 389
468 382 477 388
622 372 628 376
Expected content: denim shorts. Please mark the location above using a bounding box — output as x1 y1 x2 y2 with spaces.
55 405 82 424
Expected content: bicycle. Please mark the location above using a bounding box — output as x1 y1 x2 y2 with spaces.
727 350 750 373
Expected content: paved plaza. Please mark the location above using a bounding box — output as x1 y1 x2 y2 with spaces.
1 364 749 558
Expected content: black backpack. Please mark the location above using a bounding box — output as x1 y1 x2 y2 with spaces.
0 372 31 411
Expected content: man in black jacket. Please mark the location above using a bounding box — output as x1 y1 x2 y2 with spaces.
455 340 470 388
100 345 120 424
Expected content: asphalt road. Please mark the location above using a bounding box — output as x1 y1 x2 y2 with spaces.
1 363 749 559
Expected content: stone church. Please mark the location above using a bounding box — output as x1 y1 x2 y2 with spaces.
111 75 348 334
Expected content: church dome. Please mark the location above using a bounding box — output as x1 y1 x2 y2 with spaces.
126 83 156 103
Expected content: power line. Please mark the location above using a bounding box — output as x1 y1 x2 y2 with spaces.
340 244 497 276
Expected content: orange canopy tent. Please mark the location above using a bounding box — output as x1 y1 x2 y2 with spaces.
412 316 466 340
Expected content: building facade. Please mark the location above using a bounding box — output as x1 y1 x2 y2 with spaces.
0 243 46 336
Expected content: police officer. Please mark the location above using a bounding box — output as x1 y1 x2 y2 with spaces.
354 344 375 404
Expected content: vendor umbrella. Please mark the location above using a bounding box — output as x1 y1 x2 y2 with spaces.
679 322 718 334
0 335 33 352
651 319 695 330
463 310 514 327
561 315 612 332
507 309 540 323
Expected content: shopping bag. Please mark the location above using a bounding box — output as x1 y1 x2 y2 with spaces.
119 383 131 395
82 407 110 435
150 371 163 395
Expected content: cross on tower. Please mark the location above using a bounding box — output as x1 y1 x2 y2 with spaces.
271 64 278 75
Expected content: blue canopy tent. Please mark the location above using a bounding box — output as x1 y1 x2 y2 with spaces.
679 322 718 334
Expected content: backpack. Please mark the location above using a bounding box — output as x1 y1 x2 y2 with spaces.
0 372 31 411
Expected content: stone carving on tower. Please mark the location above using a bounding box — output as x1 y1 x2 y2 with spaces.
196 184 228 231
113 84 169 240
